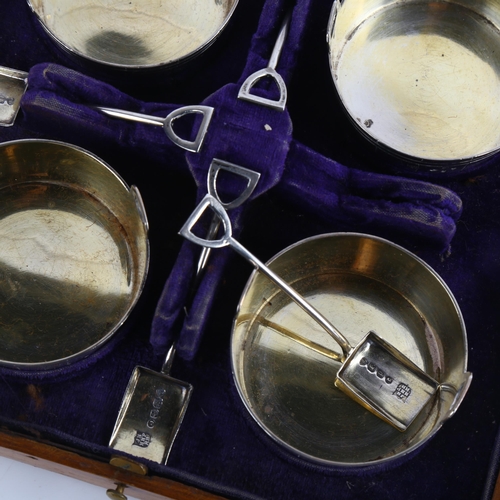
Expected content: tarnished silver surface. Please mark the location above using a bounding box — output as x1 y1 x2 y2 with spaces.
327 0 500 166
0 139 149 370
109 346 193 464
27 0 239 70
231 232 470 466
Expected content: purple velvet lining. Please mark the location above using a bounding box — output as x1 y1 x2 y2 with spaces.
0 0 498 499
18 2 462 361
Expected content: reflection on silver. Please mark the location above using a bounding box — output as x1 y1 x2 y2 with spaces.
0 209 128 294
109 351 193 464
28 0 239 69
0 66 27 127
232 232 470 466
0 140 149 370
327 0 500 166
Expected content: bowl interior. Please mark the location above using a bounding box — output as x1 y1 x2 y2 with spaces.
0 140 148 369
28 0 238 69
328 0 500 164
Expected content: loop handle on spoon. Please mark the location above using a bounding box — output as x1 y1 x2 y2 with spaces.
186 160 260 305
180 194 353 359
237 11 291 111
95 104 214 153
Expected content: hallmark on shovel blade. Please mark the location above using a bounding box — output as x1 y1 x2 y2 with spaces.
0 67 29 127
147 387 167 429
109 366 193 464
359 356 394 385
0 94 14 106
133 431 152 448
393 382 412 402
335 331 439 431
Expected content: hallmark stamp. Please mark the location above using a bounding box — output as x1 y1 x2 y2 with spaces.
146 387 166 429
133 431 152 448
393 382 412 402
0 94 15 106
359 357 394 385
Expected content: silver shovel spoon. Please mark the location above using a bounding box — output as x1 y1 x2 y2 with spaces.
108 164 259 464
108 343 193 465
180 194 441 432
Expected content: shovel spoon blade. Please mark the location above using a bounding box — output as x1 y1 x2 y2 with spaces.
336 331 439 431
109 365 193 464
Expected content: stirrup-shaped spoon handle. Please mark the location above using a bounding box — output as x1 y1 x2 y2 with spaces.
179 194 352 358
95 104 214 153
191 160 261 295
238 12 291 111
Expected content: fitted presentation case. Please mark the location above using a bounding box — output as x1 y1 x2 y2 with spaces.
0 0 499 499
